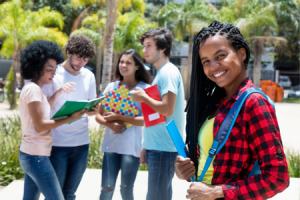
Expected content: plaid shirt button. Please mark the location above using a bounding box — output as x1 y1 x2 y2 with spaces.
278 149 282 154
217 114 220 117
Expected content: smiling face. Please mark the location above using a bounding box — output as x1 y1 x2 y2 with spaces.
118 54 139 78
142 37 163 65
199 35 247 92
39 58 57 85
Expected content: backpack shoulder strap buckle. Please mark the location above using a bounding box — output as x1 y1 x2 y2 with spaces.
208 140 219 157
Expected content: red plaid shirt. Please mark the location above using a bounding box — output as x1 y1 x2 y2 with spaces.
198 77 289 200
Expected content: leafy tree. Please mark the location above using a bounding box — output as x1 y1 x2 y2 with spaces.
233 0 297 87
71 0 146 93
0 0 68 109
113 11 157 73
272 0 300 68
202 0 294 87
145 2 163 21
32 0 80 35
72 14 104 95
157 0 216 99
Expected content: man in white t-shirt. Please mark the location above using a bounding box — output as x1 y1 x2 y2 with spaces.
42 35 97 200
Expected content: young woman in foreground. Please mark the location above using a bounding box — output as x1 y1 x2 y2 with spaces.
175 21 289 200
19 40 85 200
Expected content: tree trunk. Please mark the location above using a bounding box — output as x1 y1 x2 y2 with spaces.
253 39 263 87
111 52 119 81
102 32 115 91
71 6 91 33
100 0 117 91
96 46 102 96
10 57 17 109
11 24 19 109
185 38 193 100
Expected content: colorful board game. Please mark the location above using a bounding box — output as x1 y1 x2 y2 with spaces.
101 84 140 128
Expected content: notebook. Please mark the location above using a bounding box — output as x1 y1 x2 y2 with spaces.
101 84 140 128
51 96 105 120
141 85 166 127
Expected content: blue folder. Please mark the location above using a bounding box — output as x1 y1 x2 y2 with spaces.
166 120 189 158
166 120 196 182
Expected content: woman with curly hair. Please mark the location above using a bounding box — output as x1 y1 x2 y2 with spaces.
175 21 289 200
19 40 86 200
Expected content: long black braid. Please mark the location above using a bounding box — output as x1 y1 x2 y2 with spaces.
185 21 251 174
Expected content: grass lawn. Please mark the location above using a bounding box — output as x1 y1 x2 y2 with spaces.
283 98 300 103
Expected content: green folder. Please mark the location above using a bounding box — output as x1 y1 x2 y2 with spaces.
51 96 105 120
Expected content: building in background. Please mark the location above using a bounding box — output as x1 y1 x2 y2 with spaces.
0 59 13 80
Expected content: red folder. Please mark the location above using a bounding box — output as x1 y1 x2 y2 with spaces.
141 85 166 127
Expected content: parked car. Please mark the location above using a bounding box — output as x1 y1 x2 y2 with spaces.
278 75 292 88
288 85 300 98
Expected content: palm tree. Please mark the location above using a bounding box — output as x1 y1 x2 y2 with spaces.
157 0 216 99
74 10 155 95
232 0 291 87
113 11 157 74
271 0 300 71
73 11 106 96
70 0 106 33
0 0 68 109
71 0 146 93
211 0 293 87
100 0 118 92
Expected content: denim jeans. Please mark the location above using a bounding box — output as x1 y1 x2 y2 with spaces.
19 151 64 200
145 150 178 200
100 152 140 200
49 144 89 200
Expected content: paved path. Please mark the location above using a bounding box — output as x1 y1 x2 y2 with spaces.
0 169 299 200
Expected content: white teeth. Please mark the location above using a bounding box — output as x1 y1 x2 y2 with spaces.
214 71 226 78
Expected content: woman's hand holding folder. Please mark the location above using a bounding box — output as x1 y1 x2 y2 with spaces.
69 109 87 122
86 105 99 116
106 121 127 134
175 155 195 181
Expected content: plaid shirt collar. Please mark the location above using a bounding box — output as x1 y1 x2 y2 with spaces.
216 77 253 107
230 77 253 101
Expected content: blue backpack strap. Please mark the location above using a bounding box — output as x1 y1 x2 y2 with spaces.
198 87 274 182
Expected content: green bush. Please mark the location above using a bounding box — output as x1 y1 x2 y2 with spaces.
87 127 105 169
139 165 148 171
4 67 18 109
283 98 300 103
0 113 149 186
0 114 24 186
286 149 300 178
0 114 107 186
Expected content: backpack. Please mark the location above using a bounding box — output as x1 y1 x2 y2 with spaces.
166 87 275 182
198 87 275 182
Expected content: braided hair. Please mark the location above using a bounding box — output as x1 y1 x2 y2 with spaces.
185 20 251 173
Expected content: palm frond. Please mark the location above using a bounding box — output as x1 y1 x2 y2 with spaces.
34 7 64 30
0 35 14 58
70 0 101 8
72 28 101 47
